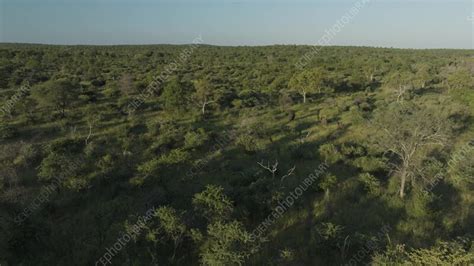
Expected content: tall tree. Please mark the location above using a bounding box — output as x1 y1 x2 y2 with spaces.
371 102 452 198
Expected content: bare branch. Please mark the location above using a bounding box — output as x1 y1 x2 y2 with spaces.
85 123 93 145
280 166 296 182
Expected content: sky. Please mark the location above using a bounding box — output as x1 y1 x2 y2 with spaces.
0 0 472 49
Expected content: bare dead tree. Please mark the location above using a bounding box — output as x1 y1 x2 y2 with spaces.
257 160 278 179
85 123 93 145
371 102 452 198
337 235 351 261
385 71 415 104
85 108 100 146
192 79 217 116
200 99 216 115
395 84 411 103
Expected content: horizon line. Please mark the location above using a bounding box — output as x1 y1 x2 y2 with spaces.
0 42 473 51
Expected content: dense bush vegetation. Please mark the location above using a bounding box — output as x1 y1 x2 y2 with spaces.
0 44 473 265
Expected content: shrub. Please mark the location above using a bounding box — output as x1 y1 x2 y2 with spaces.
0 123 17 140
146 120 184 151
231 99 243 109
184 128 208 150
38 152 86 190
236 134 260 153
102 85 120 98
340 143 366 158
279 248 296 263
192 185 233 221
319 144 344 164
144 206 187 252
137 148 190 178
159 148 190 165
96 154 116 176
358 173 381 196
319 105 340 122
353 156 386 172
200 221 256 266
314 222 344 241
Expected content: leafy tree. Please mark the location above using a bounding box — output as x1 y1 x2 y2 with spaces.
288 67 327 103
200 221 256 266
1 43 473 266
372 239 474 265
192 185 233 222
32 78 79 117
37 139 88 190
192 78 219 115
161 77 189 111
319 173 337 199
145 206 187 262
38 153 77 189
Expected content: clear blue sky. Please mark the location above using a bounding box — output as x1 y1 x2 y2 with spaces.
0 0 472 49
